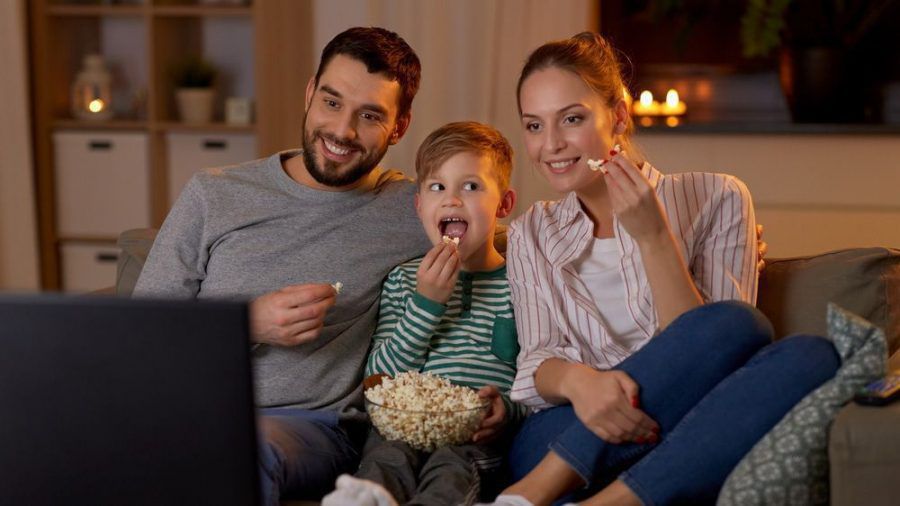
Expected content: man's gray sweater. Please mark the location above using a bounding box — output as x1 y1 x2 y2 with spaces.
134 151 431 420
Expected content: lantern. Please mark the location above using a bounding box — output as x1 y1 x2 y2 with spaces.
71 54 113 121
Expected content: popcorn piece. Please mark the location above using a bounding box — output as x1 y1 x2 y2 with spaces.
331 282 343 295
441 235 460 246
587 158 608 173
365 371 488 452
586 144 623 174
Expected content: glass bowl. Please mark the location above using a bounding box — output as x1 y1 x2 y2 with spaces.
364 396 490 452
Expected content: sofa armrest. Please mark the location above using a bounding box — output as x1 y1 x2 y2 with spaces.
829 401 900 506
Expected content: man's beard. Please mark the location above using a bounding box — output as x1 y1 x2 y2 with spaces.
301 123 388 188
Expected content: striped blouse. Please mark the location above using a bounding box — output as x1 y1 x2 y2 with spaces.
367 258 526 422
507 163 758 409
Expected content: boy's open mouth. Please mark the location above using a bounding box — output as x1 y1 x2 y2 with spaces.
439 217 468 241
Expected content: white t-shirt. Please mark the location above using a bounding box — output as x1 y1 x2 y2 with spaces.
571 236 645 349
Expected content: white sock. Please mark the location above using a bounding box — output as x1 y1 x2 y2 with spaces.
321 474 398 506
474 494 535 506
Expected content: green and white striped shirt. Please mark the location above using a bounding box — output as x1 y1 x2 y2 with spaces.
367 257 525 423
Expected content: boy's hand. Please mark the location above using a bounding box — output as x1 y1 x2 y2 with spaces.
416 242 460 304
472 385 507 444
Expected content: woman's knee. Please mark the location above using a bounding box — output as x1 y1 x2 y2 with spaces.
698 300 773 351
773 334 841 378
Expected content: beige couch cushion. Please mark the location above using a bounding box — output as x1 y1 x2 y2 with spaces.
828 401 900 506
758 248 900 354
116 228 158 296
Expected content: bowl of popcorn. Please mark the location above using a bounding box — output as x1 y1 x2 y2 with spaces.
364 371 489 452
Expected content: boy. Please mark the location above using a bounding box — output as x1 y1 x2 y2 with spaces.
323 122 524 506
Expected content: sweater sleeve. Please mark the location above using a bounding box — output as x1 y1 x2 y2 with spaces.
133 177 209 299
366 266 446 377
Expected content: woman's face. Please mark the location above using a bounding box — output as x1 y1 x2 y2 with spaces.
519 67 618 194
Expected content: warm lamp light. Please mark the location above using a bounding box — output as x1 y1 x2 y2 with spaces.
88 99 105 113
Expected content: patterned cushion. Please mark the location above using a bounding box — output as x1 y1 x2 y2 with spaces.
717 304 887 506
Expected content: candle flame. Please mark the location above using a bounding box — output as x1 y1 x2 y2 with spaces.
88 99 105 113
666 89 680 108
639 90 654 108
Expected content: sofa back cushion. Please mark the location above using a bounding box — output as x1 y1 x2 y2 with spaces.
117 228 899 355
757 247 900 354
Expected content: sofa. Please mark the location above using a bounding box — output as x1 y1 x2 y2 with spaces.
114 229 900 505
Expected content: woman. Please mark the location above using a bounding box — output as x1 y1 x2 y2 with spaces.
494 33 840 505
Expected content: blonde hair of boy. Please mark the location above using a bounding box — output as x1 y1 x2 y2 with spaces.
415 121 513 192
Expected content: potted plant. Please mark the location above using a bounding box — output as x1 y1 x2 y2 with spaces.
741 0 898 123
172 56 217 124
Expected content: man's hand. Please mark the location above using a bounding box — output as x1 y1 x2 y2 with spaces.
249 283 337 346
416 242 460 304
472 385 506 444
565 367 659 444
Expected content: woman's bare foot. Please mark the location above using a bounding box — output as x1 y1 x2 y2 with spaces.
577 479 642 506
501 451 584 506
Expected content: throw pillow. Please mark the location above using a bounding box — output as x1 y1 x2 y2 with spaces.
716 303 887 506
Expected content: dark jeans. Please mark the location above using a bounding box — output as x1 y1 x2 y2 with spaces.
509 301 840 505
257 408 361 506
356 429 511 505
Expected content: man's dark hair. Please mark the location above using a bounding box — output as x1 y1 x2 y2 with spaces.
315 26 421 120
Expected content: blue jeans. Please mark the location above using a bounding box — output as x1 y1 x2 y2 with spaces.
509 301 840 505
257 408 360 506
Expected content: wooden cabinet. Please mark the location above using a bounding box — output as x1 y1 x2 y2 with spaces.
29 0 313 290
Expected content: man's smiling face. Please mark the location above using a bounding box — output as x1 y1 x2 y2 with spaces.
300 54 406 189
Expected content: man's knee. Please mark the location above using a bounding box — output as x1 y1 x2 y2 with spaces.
256 415 358 501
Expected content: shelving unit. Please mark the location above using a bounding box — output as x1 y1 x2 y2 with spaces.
29 0 314 291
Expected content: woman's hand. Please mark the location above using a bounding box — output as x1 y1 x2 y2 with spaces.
472 385 507 444
603 152 670 244
756 224 768 273
416 242 460 304
565 365 659 444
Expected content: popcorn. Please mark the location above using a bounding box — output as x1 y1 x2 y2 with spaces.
365 371 488 451
331 282 343 294
441 235 460 246
586 158 608 174
587 144 622 174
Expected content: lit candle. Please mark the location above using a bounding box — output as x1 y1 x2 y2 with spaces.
661 89 687 116
632 90 660 116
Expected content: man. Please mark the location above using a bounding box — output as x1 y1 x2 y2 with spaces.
134 27 432 504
